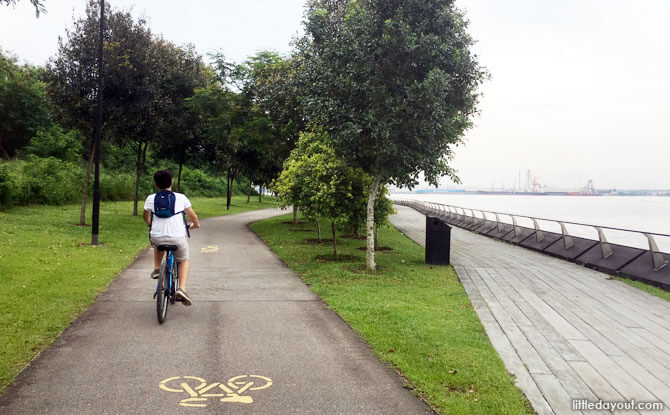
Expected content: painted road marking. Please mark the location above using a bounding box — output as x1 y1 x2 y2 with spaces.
159 375 272 407
200 245 219 253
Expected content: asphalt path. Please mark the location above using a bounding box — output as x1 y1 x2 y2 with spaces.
0 208 431 414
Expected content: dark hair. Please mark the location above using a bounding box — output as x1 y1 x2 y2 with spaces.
153 170 172 190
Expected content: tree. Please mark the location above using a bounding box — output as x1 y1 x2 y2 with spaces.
144 42 210 193
275 128 392 256
0 50 50 159
1 0 46 16
237 52 305 200
299 0 486 271
46 1 156 221
46 1 210 218
274 129 351 255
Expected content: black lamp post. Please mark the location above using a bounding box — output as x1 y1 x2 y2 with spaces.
92 0 104 245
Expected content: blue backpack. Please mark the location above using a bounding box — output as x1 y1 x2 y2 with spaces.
150 190 190 237
154 190 178 218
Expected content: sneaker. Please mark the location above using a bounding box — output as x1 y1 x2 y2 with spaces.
175 288 192 306
150 269 160 279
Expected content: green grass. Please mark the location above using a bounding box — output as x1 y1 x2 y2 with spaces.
250 215 534 415
615 277 670 302
0 195 276 395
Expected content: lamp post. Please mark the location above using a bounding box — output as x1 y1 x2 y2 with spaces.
91 0 104 245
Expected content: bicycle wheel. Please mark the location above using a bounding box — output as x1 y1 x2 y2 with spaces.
156 261 169 324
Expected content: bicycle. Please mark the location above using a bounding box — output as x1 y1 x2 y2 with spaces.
154 244 182 324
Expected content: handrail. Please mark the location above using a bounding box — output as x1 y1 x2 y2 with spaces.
393 198 669 271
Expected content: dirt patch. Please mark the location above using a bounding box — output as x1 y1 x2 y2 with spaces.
314 254 360 262
341 234 366 240
356 246 393 252
303 238 327 245
282 221 307 225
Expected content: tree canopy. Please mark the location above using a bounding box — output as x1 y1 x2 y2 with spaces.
298 0 486 270
0 50 50 159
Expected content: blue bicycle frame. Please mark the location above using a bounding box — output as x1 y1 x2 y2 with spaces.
155 251 176 296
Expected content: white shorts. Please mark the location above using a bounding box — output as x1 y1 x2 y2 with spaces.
150 236 190 262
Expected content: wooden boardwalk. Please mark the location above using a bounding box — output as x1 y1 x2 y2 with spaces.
391 205 670 415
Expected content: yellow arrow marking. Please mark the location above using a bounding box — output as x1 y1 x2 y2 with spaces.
200 245 219 253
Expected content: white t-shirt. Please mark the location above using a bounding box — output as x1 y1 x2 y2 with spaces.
144 192 192 238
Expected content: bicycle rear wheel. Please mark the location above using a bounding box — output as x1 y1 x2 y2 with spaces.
156 262 169 324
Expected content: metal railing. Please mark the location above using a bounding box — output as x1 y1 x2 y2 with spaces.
394 199 669 272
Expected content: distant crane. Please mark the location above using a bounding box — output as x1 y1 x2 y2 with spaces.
526 170 541 193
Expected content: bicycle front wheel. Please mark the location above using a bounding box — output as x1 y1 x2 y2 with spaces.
156 262 169 324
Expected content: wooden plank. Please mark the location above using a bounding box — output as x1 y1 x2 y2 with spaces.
485 324 555 415
517 324 597 402
568 340 657 402
568 361 639 415
520 292 587 341
533 373 582 415
538 293 626 357
611 355 670 409
476 268 535 329
467 269 551 374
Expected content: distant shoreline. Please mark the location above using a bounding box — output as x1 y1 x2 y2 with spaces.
392 189 670 197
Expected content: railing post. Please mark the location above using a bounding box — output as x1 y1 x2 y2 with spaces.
594 227 613 259
532 219 545 242
511 215 522 237
470 209 478 226
495 214 503 233
558 222 575 249
644 233 668 271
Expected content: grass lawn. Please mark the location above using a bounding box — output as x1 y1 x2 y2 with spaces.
0 195 276 395
615 277 670 302
250 215 533 415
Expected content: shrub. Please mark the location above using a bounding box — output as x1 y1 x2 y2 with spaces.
19 126 85 162
0 157 257 209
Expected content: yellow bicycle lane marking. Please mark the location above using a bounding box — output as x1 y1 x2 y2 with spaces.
200 245 219 253
159 375 273 407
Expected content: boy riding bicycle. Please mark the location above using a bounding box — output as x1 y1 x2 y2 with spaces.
143 170 200 306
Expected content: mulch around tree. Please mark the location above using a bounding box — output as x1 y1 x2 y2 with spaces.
314 254 360 262
356 246 393 252
341 234 366 240
304 238 327 245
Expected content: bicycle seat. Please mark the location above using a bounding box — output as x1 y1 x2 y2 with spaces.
158 245 178 252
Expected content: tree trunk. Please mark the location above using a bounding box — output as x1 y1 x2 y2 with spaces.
247 185 252 203
366 177 381 272
292 205 298 225
0 136 10 160
133 141 147 217
226 168 231 210
374 224 379 250
317 220 321 242
79 141 95 225
177 161 183 193
331 221 337 256
177 143 185 192
259 184 263 203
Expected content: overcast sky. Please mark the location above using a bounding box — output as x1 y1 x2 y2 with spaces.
1 0 668 190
